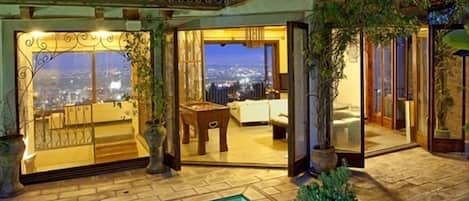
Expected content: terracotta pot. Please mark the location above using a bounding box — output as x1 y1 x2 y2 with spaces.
144 121 168 174
0 134 25 198
311 146 338 173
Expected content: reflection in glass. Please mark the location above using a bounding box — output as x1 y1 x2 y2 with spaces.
96 52 132 102
433 30 463 139
373 45 382 114
417 36 429 136
333 42 362 153
383 43 393 118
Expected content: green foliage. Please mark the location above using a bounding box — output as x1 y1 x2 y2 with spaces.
296 165 356 201
308 0 421 149
123 20 167 125
465 123 469 132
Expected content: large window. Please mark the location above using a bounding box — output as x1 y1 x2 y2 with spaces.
33 51 131 111
204 43 275 104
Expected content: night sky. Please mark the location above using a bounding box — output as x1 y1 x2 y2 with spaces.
204 44 264 65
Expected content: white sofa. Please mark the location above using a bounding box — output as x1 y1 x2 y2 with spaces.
228 99 289 125
228 100 271 125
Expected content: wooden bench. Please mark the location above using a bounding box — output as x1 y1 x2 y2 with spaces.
270 116 288 140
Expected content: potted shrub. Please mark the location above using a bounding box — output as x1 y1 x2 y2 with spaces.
307 0 420 173
123 21 168 174
297 161 357 201
0 98 25 198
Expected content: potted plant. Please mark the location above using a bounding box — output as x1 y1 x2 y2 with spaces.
0 95 25 198
296 161 357 201
307 0 420 173
123 21 168 174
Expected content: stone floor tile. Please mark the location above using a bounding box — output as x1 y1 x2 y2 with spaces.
97 183 132 193
158 189 197 201
270 190 297 201
101 194 139 201
218 187 246 198
182 192 222 201
59 188 96 199
260 187 280 195
78 191 116 201
243 188 266 200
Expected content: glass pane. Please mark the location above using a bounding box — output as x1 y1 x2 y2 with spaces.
333 41 362 153
33 53 92 110
17 32 150 175
204 43 267 104
466 58 469 142
95 52 131 102
373 45 382 113
433 30 463 139
293 27 308 160
164 32 176 156
396 38 406 123
383 43 393 118
416 34 428 136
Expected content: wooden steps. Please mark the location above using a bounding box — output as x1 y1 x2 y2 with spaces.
95 139 139 164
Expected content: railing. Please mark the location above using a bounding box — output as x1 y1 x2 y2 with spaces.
34 107 93 151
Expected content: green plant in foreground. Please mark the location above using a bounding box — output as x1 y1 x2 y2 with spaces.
297 165 356 201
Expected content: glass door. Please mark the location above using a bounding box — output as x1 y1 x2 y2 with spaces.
163 30 181 170
370 42 394 128
429 26 466 152
287 22 309 177
413 29 429 149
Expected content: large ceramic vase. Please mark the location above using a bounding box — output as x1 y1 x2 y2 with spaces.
0 134 25 198
144 121 168 174
311 146 338 173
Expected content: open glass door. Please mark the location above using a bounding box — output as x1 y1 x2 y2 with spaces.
332 34 365 168
163 30 181 170
287 22 310 177
429 25 466 152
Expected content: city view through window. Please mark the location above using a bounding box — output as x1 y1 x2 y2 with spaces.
33 51 131 111
204 43 273 104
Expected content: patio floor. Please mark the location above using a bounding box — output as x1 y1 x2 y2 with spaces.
1 147 468 201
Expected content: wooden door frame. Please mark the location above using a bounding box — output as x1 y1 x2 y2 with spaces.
366 40 397 129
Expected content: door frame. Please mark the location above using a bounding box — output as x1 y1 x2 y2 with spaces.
287 21 310 177
162 29 181 170
1 19 158 184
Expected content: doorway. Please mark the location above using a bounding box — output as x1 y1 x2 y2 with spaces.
176 26 290 167
365 38 414 153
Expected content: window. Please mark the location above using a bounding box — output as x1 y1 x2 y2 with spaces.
33 51 131 111
204 43 275 104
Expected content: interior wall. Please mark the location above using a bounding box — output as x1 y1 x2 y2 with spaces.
337 43 361 108
202 26 288 73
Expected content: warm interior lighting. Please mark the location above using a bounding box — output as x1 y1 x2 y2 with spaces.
92 30 111 38
30 31 45 39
